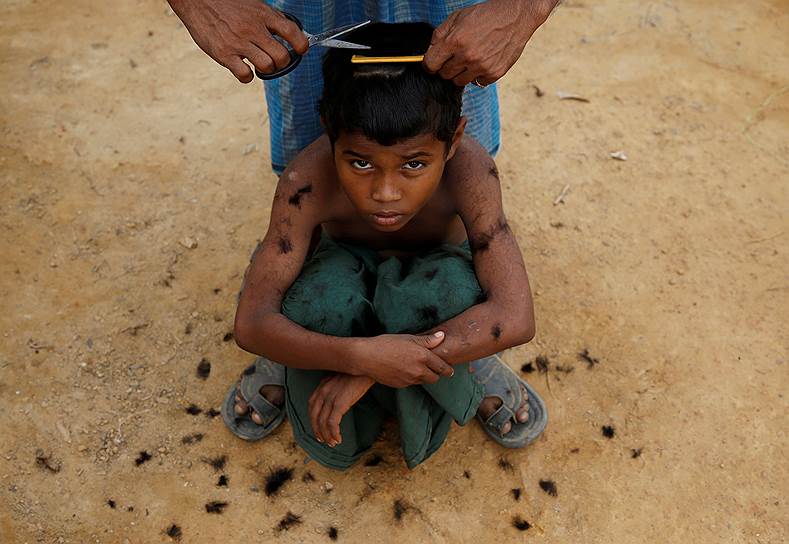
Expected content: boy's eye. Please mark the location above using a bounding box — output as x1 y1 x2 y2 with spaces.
404 160 425 170
350 159 372 170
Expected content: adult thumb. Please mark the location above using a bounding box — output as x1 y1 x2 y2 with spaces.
414 331 445 349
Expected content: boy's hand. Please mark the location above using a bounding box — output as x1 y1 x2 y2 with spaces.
168 0 308 83
352 332 453 388
308 374 375 447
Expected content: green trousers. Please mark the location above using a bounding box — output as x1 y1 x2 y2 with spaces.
281 236 485 469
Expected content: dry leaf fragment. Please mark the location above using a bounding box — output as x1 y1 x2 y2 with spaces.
553 184 571 206
27 339 54 351
556 91 590 103
56 421 71 443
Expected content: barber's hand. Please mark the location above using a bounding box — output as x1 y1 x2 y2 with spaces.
423 0 556 87
308 373 375 447
168 0 309 83
352 332 453 388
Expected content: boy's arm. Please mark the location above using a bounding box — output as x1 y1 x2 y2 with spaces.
233 154 453 386
429 139 535 364
233 162 356 373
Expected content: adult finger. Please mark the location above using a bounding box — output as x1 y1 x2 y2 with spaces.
266 11 309 55
423 18 455 73
453 70 478 87
439 62 467 83
222 55 254 84
424 45 454 75
252 35 292 71
471 69 503 88
245 46 275 76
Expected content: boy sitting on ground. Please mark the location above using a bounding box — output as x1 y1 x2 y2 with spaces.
222 22 547 470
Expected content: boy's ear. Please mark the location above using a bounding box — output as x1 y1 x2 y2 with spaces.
445 116 467 161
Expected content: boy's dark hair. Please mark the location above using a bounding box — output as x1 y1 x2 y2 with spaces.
319 22 463 148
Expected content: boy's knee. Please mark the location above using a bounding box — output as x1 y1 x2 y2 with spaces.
375 251 482 333
282 272 373 337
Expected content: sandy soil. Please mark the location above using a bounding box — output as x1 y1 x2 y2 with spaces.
1 0 787 542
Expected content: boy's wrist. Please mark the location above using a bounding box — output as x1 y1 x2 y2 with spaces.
344 337 372 377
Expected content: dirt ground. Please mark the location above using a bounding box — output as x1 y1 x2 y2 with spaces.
1 0 787 542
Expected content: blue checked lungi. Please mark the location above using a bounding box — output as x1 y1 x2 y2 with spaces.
263 1 500 174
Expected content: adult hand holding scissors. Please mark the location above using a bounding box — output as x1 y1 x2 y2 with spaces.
423 0 559 87
167 0 309 83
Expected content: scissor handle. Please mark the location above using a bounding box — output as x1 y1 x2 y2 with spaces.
255 11 303 80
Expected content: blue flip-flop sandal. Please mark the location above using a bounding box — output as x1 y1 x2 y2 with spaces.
471 354 548 448
221 357 286 441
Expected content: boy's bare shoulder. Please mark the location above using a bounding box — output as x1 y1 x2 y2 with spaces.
443 137 501 202
273 136 337 221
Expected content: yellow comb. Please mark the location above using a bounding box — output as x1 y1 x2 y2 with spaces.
351 55 424 64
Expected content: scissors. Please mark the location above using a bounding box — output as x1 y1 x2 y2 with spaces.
255 13 371 80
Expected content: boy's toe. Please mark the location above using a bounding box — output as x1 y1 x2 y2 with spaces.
234 381 244 406
515 384 530 422
233 383 286 426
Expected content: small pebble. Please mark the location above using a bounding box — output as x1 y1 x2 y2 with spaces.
610 150 628 161
179 237 198 249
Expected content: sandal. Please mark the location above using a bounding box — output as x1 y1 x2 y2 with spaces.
471 354 548 448
221 357 286 441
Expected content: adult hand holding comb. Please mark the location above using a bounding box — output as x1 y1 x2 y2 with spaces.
423 0 558 87
167 0 309 83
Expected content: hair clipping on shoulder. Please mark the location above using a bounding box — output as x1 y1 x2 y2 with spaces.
351 54 425 64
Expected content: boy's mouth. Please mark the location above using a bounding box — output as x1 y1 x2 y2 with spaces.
371 211 405 226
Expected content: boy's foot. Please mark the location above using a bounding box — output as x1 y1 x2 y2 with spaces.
470 355 548 447
221 358 286 441
231 372 526 431
224 356 546 447
476 382 529 435
234 382 284 424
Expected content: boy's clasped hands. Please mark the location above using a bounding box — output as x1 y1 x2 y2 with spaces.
308 331 450 447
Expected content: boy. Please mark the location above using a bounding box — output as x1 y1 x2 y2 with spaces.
221 22 547 470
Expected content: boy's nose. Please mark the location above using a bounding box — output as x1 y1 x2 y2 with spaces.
370 177 402 203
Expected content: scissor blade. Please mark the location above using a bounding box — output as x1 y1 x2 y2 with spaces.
318 39 371 49
310 20 371 46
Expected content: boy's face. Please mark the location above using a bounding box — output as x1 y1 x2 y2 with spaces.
333 119 465 232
